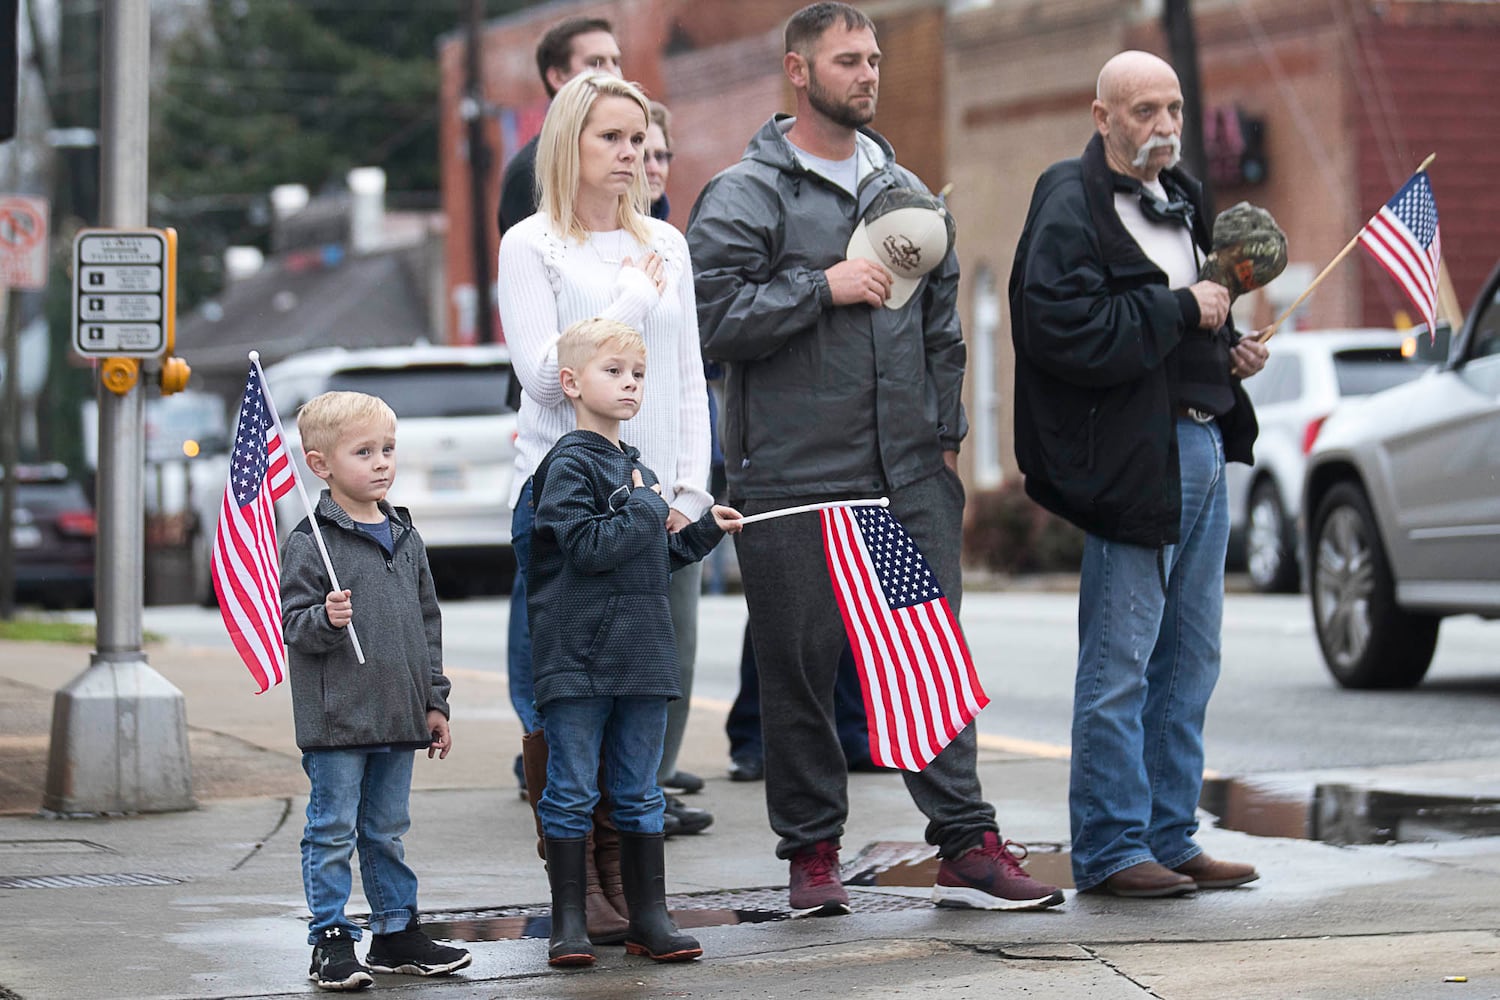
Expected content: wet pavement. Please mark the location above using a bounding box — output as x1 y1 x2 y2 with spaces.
3 636 1500 999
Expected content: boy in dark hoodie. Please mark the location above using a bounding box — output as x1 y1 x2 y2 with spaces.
528 318 743 968
280 390 471 991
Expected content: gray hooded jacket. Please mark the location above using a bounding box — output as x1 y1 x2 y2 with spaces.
280 492 450 751
687 116 966 500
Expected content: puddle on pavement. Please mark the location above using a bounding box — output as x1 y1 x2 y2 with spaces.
422 906 787 943
1202 776 1500 845
843 839 1074 890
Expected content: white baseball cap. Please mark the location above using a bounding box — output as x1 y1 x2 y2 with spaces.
845 187 956 309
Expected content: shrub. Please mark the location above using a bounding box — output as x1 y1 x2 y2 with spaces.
963 480 1085 575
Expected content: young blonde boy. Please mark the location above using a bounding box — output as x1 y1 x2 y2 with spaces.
527 318 742 967
279 390 470 991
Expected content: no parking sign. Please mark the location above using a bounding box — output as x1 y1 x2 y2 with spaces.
0 195 49 289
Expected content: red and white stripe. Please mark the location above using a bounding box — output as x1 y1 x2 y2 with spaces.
820 506 988 772
211 423 293 694
1360 206 1441 335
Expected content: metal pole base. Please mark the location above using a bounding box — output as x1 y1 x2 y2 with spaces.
41 651 196 815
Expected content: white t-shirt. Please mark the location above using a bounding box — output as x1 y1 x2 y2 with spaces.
495 214 712 519
1114 178 1199 289
788 140 868 196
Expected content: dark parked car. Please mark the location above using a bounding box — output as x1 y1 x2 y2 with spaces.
1303 260 1500 688
3 463 96 608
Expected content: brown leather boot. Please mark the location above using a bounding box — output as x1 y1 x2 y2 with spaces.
520 729 549 861
584 826 629 943
593 802 630 921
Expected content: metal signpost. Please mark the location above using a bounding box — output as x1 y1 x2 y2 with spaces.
43 0 193 815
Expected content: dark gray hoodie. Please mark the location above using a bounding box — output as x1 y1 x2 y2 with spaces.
280 491 450 751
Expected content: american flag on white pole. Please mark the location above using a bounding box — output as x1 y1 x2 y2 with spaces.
820 505 988 771
1358 170 1442 337
212 363 295 693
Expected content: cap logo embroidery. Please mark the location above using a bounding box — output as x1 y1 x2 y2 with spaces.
882 234 923 274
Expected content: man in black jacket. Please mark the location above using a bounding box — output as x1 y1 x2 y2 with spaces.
496 17 620 236
1010 50 1268 899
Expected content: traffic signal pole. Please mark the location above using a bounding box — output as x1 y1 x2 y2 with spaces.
42 0 193 815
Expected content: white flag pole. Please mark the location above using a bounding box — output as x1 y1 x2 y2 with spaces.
739 496 890 526
250 351 366 665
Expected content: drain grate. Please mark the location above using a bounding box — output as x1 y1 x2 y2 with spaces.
0 872 185 889
418 886 935 941
424 885 931 924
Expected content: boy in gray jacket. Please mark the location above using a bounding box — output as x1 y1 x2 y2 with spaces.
280 390 470 991
528 318 743 968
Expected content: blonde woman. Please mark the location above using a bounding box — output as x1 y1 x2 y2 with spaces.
496 72 711 965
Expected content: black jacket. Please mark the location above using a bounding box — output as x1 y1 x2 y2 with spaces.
1008 133 1257 547
527 430 722 709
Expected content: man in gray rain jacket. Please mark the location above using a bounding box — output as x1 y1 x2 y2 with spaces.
686 1 1063 918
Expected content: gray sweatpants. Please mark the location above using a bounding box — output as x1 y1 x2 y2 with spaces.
733 468 998 860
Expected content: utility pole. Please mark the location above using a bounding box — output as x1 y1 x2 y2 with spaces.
462 0 495 345
43 0 193 816
1163 0 1213 216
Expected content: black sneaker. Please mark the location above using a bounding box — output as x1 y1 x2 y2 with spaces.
365 918 472 977
662 770 705 794
308 926 373 991
663 794 713 836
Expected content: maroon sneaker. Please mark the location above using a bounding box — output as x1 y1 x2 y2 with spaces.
932 833 1065 910
788 840 851 917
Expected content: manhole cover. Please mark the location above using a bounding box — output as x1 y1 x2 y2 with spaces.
0 872 185 889
419 887 932 942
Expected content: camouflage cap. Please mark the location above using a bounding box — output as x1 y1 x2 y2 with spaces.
1200 201 1288 299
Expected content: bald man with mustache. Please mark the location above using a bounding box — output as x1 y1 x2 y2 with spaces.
1008 51 1267 898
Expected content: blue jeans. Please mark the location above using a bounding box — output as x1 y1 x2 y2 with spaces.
1069 418 1228 891
725 625 871 766
301 748 420 943
508 479 539 733
538 696 668 839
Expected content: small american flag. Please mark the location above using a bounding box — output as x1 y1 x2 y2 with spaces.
821 505 988 772
212 364 295 693
1358 171 1442 336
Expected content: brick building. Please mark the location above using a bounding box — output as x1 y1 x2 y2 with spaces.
439 0 1500 486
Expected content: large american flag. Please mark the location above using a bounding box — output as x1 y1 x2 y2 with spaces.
212 365 295 693
1358 171 1442 336
820 506 988 772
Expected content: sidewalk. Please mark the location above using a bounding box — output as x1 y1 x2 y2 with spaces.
2 637 1500 999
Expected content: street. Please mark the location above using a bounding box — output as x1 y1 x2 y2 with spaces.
121 588 1500 777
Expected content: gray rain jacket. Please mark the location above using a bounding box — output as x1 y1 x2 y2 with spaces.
280 492 450 752
687 116 966 500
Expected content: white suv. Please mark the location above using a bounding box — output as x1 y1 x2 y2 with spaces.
1226 329 1429 592
198 343 519 600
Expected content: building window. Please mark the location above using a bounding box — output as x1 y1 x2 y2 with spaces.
970 265 1003 489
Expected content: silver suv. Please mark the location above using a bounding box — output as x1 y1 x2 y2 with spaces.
1303 261 1500 688
1226 329 1426 593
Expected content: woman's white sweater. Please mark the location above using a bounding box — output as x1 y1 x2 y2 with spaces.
496 213 711 520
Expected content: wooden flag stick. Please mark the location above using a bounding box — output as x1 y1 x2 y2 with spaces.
1256 153 1437 344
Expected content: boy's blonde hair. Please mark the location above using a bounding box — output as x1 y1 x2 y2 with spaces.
296 391 397 457
557 317 646 374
